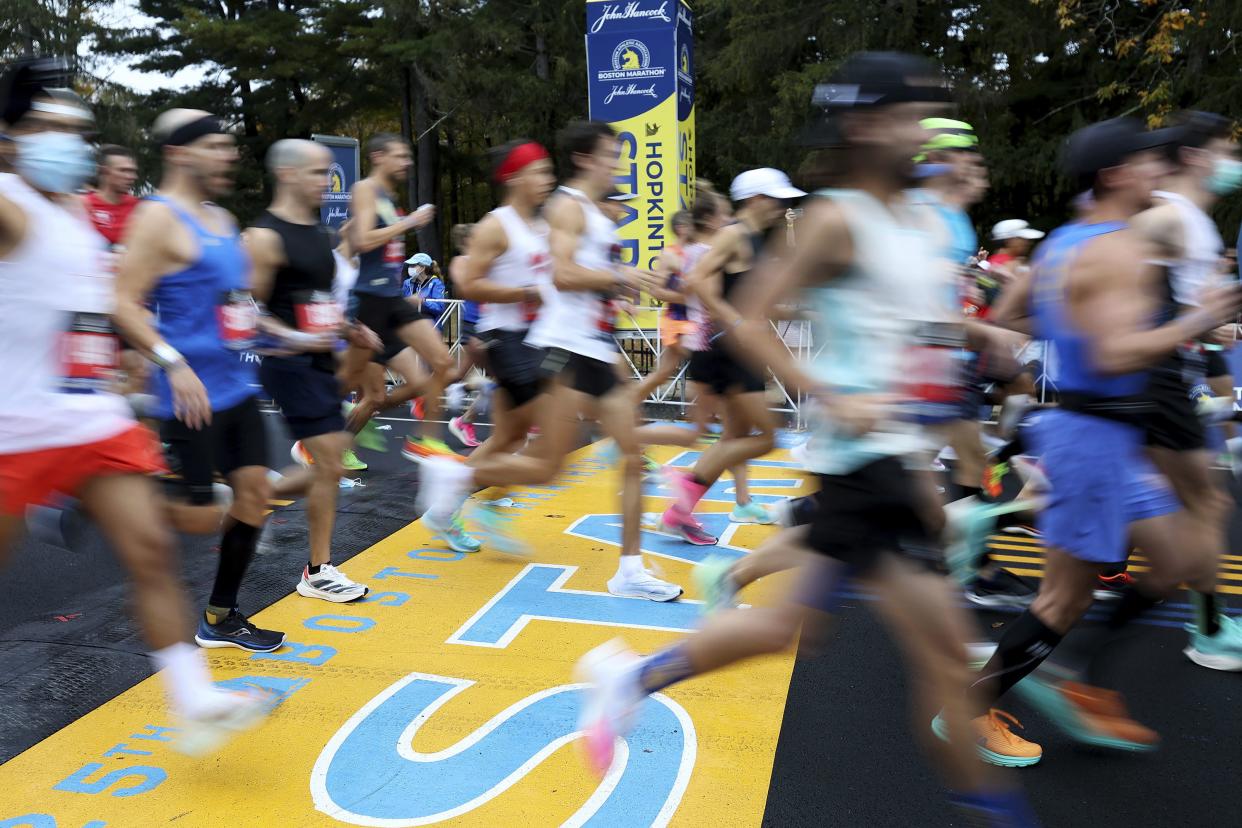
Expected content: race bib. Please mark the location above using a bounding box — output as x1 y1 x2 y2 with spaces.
901 321 969 422
596 296 617 336
217 289 258 351
58 312 119 394
293 289 341 335
383 237 405 266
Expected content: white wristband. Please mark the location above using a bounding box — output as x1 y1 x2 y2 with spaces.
152 342 184 370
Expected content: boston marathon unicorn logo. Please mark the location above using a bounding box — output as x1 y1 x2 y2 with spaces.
328 162 346 195
611 39 651 73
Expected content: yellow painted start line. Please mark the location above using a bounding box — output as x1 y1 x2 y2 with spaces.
0 444 807 828
987 535 1242 595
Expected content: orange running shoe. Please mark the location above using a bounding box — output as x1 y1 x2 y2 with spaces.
401 435 462 462
412 397 425 420
931 707 1042 767
1011 673 1159 752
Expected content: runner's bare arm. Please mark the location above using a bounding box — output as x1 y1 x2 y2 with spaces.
0 192 29 259
113 200 212 428
988 267 1035 335
242 226 285 305
1078 230 1240 374
348 180 430 254
647 246 685 304
113 202 189 356
454 214 531 304
546 194 624 292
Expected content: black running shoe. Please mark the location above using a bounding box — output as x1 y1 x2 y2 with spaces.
966 570 1037 609
195 610 285 653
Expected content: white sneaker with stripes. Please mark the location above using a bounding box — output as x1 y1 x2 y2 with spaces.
296 563 369 603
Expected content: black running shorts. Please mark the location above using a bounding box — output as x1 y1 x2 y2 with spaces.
353 293 431 364
807 456 943 577
1205 348 1229 380
260 355 345 440
160 395 269 505
687 342 765 396
1145 357 1206 451
540 347 619 399
482 329 546 408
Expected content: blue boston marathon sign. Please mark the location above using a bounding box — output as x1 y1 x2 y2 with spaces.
311 134 359 229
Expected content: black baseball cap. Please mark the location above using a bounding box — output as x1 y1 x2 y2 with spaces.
0 56 72 127
803 51 952 147
1060 117 1175 181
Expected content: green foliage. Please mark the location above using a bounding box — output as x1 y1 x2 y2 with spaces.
9 0 1241 244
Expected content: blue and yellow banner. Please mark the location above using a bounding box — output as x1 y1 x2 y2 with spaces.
312 134 360 229
586 0 695 329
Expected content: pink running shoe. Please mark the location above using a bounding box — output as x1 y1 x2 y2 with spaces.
660 506 718 546
449 416 481 447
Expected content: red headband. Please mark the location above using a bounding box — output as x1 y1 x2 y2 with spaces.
494 142 549 184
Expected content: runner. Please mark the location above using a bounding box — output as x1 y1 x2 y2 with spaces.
576 52 1037 826
338 132 453 461
633 209 695 404
246 138 378 603
1131 110 1242 669
446 222 486 448
0 61 268 753
113 108 285 654
658 167 806 543
84 144 148 398
956 117 1242 765
422 124 682 600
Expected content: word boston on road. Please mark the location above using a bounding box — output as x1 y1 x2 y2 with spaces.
0 443 809 827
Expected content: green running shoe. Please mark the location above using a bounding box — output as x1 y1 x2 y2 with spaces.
693 555 738 616
342 448 368 472
468 502 531 557
730 502 774 524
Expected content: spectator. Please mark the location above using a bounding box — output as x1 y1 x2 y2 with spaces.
403 252 447 324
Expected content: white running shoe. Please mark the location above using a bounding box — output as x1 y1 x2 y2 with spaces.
255 521 276 556
290 440 314 468
296 563 369 603
174 688 273 757
575 639 643 776
416 456 472 523
607 568 683 602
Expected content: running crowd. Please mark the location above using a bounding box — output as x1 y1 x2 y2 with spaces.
1 50 1241 826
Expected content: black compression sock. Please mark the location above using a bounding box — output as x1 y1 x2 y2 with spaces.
208 518 260 611
959 485 983 501
308 562 323 576
1192 591 1221 636
971 611 1063 710
994 433 1027 464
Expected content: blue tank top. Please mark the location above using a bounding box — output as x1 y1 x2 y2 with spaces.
1032 221 1144 397
147 196 257 419
353 191 405 298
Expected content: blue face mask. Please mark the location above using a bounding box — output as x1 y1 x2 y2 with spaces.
1206 157 1242 196
913 162 952 179
14 131 96 194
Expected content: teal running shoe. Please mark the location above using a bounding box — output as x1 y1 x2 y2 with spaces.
1009 672 1158 752
468 502 531 557
730 501 774 524
693 555 738 616
424 510 481 553
1183 613 1242 672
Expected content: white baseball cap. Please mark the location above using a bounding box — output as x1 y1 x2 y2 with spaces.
729 168 805 202
991 219 1045 241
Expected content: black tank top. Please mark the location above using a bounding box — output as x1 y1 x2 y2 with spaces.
721 228 766 300
252 210 338 371
354 190 405 297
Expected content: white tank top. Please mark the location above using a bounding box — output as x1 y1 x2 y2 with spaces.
1154 190 1224 307
0 174 133 454
681 241 711 351
803 189 943 475
526 187 621 363
477 205 551 333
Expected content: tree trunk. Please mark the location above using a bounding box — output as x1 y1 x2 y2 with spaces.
410 65 441 262
400 66 415 209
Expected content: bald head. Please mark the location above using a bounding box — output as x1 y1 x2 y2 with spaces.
151 108 236 198
266 139 332 213
266 139 329 177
